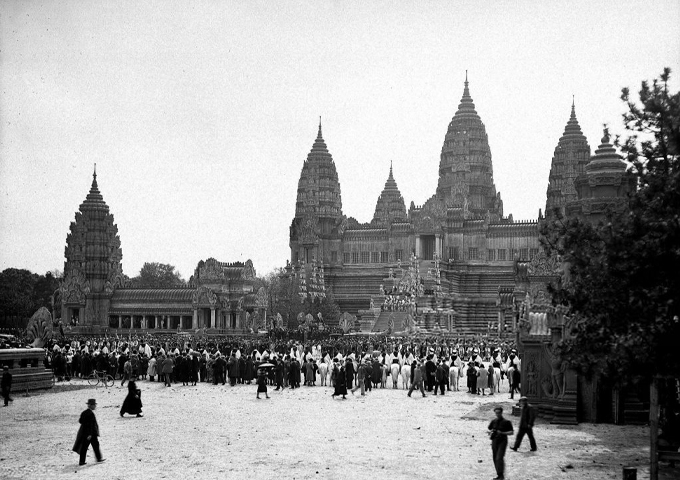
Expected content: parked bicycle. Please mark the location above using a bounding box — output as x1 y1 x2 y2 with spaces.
87 370 115 388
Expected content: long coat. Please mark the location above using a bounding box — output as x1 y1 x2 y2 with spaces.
72 408 99 453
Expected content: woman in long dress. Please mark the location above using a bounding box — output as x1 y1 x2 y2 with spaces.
120 381 143 417
331 363 347 399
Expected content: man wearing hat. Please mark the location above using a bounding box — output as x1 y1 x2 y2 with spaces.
511 397 537 452
1 365 13 406
72 399 105 466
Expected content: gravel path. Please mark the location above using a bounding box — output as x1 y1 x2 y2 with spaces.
0 379 674 479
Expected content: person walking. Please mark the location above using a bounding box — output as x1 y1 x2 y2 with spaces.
256 367 270 399
72 399 106 466
488 406 514 480
1 366 13 406
161 354 174 387
407 358 426 398
511 397 537 452
119 381 143 417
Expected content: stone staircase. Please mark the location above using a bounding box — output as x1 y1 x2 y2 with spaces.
372 311 409 333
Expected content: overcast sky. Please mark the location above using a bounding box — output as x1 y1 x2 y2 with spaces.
1 0 679 281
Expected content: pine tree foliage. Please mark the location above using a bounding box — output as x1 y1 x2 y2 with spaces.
541 69 680 381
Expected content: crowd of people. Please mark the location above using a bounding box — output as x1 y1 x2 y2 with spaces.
26 331 521 400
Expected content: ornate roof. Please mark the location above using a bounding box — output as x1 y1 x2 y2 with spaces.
545 100 591 218
586 128 627 174
436 72 502 218
294 120 343 220
372 162 407 224
111 289 195 302
62 166 124 296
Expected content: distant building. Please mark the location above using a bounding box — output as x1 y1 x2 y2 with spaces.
288 74 626 335
60 170 264 334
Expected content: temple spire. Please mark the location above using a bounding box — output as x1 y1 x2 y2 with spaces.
91 163 99 190
318 116 322 139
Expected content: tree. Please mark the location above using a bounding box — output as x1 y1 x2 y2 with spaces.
131 262 186 288
541 69 680 381
0 269 62 328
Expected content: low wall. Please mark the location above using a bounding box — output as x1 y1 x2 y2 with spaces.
0 348 53 391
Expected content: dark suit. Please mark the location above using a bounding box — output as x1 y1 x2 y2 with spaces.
1 371 12 406
513 403 537 451
72 408 102 464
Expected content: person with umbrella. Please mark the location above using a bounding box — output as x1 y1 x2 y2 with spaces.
256 362 273 399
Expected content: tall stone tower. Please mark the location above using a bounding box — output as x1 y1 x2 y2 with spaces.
545 101 591 218
60 167 126 328
566 128 636 222
290 121 344 265
436 72 503 218
372 162 406 225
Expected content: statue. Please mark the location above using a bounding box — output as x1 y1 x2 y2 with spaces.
544 343 566 399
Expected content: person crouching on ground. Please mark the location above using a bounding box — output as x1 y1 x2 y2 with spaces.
120 380 143 417
256 368 270 399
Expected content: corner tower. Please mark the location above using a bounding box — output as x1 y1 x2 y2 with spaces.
290 120 344 264
436 72 502 218
372 162 406 225
60 167 126 328
545 100 591 218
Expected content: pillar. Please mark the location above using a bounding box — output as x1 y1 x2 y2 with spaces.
416 237 421 258
155 315 160 330
210 308 216 329
192 309 198 329
118 315 122 329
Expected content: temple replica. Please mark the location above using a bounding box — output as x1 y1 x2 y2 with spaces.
288 75 638 424
60 169 268 335
289 74 542 336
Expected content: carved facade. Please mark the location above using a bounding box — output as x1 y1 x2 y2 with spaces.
61 172 261 333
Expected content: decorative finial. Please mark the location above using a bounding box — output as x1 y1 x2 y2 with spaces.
602 123 610 143
572 95 575 108
465 70 468 82
93 163 97 180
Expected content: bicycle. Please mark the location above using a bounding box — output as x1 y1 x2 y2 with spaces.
87 370 115 388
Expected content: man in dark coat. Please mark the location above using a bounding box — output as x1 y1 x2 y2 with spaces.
213 353 226 385
511 396 537 452
488 406 514 480
344 358 355 389
2 366 13 406
425 355 436 391
73 399 105 466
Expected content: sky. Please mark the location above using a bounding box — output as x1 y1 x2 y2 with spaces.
1 0 679 281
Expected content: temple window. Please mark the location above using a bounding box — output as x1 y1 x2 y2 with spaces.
468 247 478 260
530 248 539 259
331 251 338 262
395 249 403 262
351 252 359 264
498 249 506 261
371 252 380 263
487 249 495 261
343 253 350 264
361 251 370 264
380 251 388 263
520 248 529 260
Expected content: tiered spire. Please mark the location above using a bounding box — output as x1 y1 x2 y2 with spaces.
64 167 123 294
545 100 591 218
372 162 406 224
293 120 343 220
436 72 501 218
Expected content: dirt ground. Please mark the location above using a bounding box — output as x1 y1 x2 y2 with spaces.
0 377 676 480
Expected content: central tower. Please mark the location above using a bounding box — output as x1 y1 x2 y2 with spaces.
436 73 502 218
